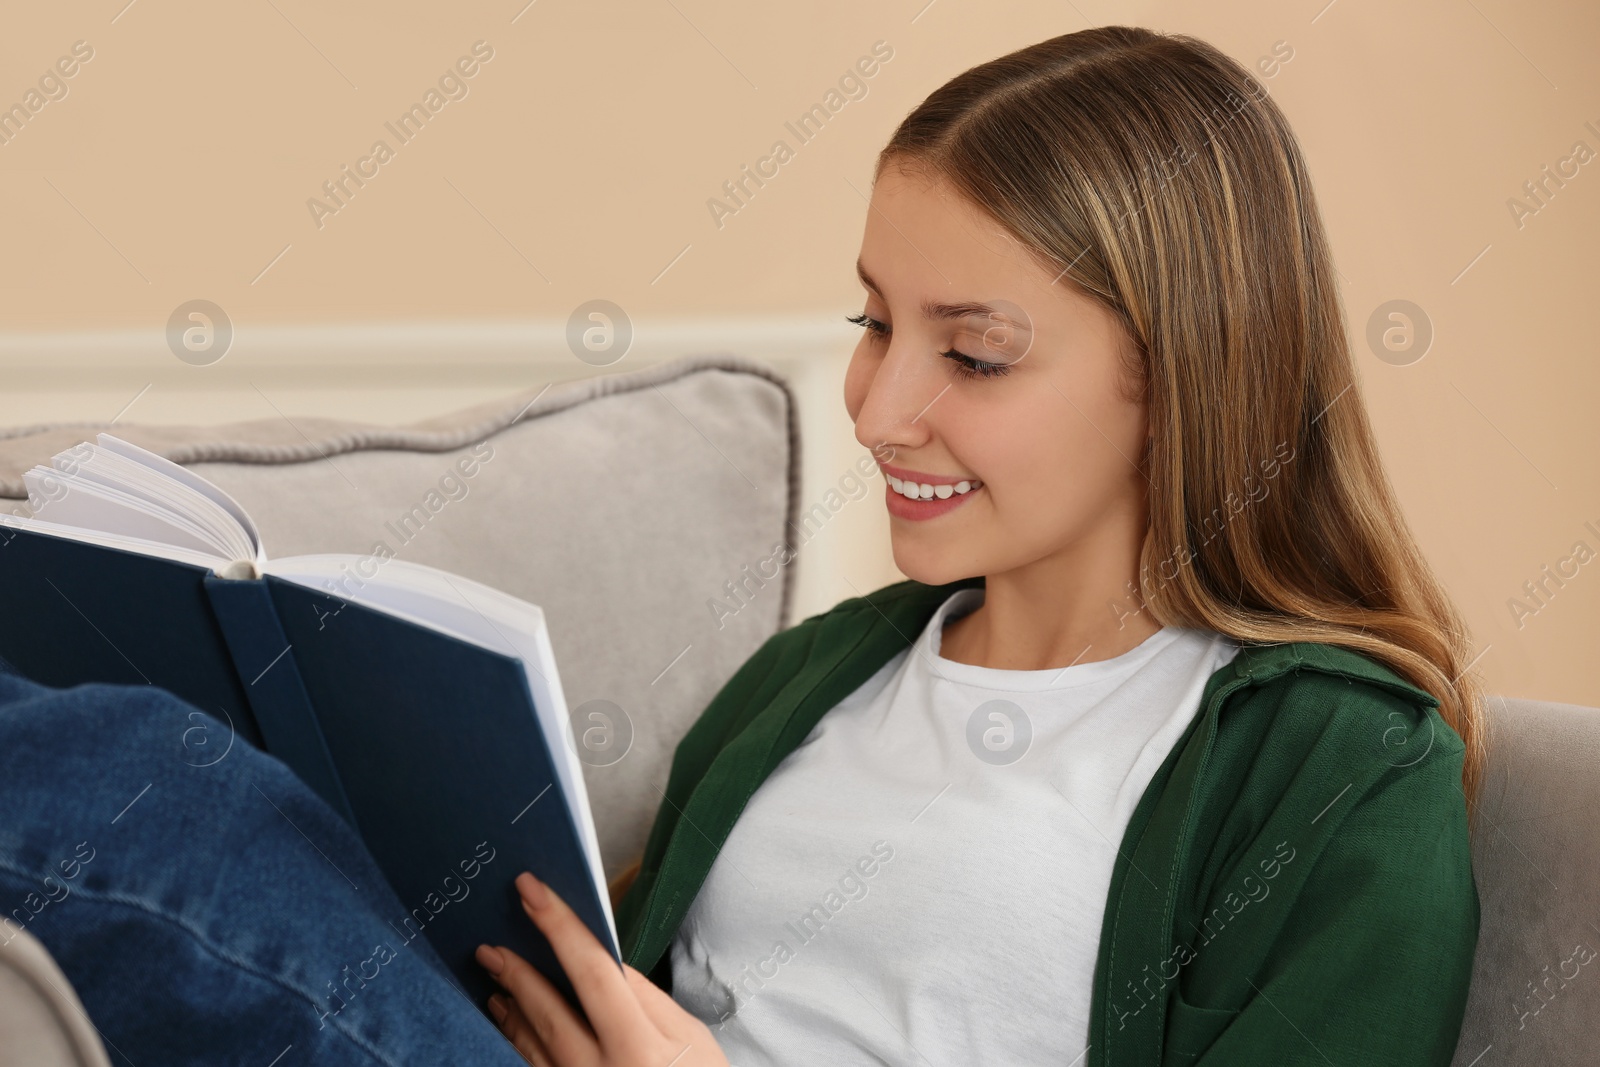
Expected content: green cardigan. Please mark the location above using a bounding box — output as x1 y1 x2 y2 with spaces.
616 577 1479 1065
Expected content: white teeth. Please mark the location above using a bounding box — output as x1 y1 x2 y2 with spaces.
887 475 983 500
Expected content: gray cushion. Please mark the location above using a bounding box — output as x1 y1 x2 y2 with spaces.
0 356 800 879
1451 695 1600 1065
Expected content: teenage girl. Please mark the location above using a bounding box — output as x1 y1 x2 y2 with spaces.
474 24 1484 1067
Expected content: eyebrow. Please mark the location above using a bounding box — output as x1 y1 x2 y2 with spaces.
856 260 1020 324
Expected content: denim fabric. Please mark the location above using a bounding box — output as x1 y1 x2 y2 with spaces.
0 673 526 1067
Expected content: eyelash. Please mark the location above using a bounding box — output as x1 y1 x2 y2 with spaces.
845 313 1012 380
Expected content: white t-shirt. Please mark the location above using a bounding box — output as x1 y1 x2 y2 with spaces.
670 587 1241 1066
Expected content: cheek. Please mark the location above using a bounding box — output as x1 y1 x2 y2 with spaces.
948 390 1064 488
960 393 1132 549
983 395 1142 526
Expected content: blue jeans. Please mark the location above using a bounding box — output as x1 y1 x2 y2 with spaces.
0 672 527 1066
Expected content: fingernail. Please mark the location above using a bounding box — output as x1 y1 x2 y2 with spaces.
487 994 508 1023
476 944 504 976
517 871 550 909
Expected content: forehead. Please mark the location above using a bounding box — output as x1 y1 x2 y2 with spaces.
858 165 1057 310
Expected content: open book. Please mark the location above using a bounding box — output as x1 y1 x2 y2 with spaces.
0 434 617 1010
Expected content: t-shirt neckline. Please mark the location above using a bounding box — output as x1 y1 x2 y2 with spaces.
921 587 1183 693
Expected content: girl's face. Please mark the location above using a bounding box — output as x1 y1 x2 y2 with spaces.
845 164 1151 587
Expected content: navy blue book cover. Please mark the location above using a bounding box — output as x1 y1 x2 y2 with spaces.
0 522 263 746
0 523 615 1009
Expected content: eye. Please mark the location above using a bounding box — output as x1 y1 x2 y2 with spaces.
850 313 1012 380
941 349 1012 380
846 312 889 340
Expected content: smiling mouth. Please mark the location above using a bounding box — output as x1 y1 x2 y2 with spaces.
886 475 984 501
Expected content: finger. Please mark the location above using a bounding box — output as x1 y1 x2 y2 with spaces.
489 993 554 1067
514 871 653 1046
477 943 596 1067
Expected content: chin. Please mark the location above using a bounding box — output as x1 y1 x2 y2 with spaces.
888 537 983 588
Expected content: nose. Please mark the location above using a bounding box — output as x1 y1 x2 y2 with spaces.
852 335 944 461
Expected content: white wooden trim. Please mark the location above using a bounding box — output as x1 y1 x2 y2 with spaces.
0 316 856 372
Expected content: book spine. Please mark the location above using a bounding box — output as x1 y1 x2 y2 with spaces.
203 575 358 827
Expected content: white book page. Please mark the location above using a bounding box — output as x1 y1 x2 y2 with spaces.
94 435 264 564
23 466 236 560
263 553 618 951
14 436 259 566
42 445 252 562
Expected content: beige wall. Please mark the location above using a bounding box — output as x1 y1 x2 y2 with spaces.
1 0 1595 706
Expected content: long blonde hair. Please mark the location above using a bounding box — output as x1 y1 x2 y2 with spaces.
879 26 1487 820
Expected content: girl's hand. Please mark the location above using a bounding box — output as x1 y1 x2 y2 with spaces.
475 872 729 1067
